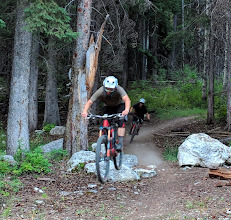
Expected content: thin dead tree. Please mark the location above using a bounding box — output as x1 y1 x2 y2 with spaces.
64 0 109 155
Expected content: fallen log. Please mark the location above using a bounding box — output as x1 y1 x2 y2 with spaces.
215 181 231 187
206 131 231 135
209 168 231 180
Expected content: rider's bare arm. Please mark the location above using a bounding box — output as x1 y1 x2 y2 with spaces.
146 112 150 120
122 95 131 116
130 107 134 112
82 99 93 118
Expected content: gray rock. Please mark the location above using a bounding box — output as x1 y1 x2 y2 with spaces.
178 133 231 168
123 154 138 168
35 130 44 135
0 155 17 165
40 138 63 153
49 126 66 136
109 164 140 182
67 150 96 172
133 168 157 178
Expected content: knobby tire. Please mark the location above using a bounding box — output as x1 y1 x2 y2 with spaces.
130 123 138 143
113 127 123 170
113 150 123 170
96 135 110 183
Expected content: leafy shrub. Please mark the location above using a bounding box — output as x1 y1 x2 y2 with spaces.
29 133 46 150
128 79 205 115
179 81 205 108
11 148 52 175
46 148 69 161
42 123 55 132
0 124 6 151
0 160 14 175
163 145 178 162
0 177 22 198
215 96 227 122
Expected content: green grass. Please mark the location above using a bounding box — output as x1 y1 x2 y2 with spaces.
156 108 206 121
163 146 178 162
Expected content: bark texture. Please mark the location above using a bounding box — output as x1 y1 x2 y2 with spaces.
64 0 92 155
29 35 39 132
44 37 60 126
7 0 32 156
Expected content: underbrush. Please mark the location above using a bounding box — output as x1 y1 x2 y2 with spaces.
163 145 178 162
156 108 206 121
128 67 225 122
0 131 68 218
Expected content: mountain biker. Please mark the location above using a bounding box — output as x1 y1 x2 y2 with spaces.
129 98 150 134
82 76 131 151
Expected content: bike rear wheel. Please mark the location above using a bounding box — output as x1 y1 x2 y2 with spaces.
96 135 110 183
130 123 138 143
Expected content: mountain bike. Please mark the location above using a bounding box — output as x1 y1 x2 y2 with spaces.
87 113 124 183
129 113 143 143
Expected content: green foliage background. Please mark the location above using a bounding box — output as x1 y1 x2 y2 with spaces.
24 0 78 41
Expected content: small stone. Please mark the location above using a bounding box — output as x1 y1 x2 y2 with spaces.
108 187 116 191
88 184 97 188
35 200 44 204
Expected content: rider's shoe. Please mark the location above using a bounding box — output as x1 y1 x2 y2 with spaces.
115 143 122 152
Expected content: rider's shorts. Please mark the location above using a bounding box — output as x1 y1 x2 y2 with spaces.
104 103 125 128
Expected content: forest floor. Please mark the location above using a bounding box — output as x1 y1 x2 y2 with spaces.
2 115 231 220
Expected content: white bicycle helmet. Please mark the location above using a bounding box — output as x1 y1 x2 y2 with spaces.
139 98 145 104
103 76 118 92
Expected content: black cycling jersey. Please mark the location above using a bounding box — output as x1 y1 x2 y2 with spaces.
132 102 148 120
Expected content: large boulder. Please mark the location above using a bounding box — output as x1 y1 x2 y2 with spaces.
84 161 140 182
67 150 96 172
177 133 231 168
40 138 63 153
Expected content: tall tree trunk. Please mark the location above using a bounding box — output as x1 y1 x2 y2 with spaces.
226 22 231 131
64 0 92 155
141 17 147 80
170 14 177 71
121 44 128 88
182 0 185 68
223 21 229 88
207 33 215 124
44 37 60 126
202 0 210 102
7 0 32 156
29 35 39 132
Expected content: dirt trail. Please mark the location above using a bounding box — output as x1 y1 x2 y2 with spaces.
8 115 231 220
120 116 231 219
124 116 196 167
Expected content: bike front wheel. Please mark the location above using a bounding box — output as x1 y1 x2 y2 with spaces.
113 149 123 170
96 135 110 183
130 123 138 143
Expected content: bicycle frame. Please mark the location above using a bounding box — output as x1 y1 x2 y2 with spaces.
129 113 143 143
99 119 118 158
88 113 122 157
131 115 142 131
87 113 124 183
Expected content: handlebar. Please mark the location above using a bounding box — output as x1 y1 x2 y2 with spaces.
87 113 124 120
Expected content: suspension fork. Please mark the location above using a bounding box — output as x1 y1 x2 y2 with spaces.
107 127 111 157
